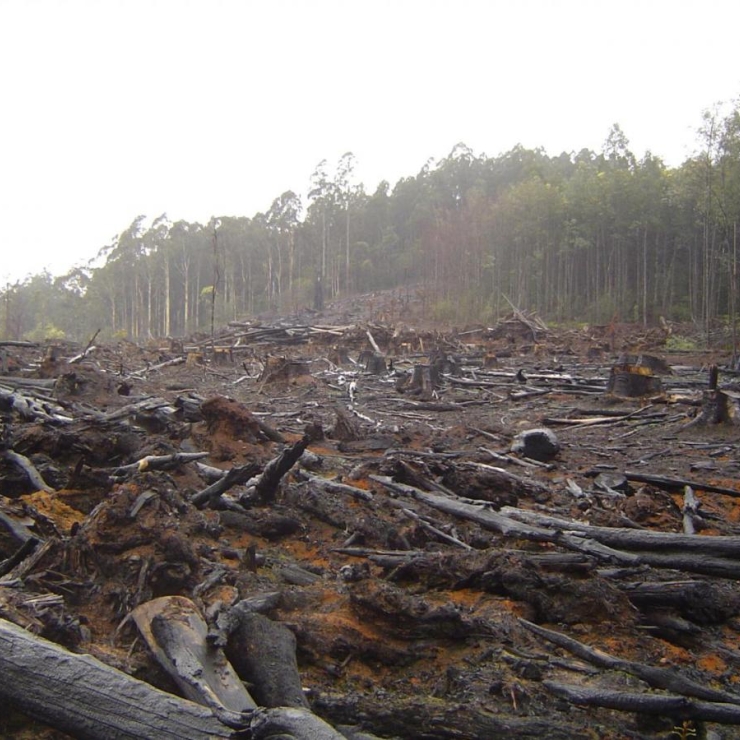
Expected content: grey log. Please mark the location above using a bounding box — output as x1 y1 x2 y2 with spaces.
0 617 235 739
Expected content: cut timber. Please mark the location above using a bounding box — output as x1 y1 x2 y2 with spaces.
131 595 256 714
0 617 236 739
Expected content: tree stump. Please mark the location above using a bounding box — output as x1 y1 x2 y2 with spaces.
405 365 440 399
607 354 670 398
358 350 386 375
259 357 311 384
689 367 740 426
332 408 363 442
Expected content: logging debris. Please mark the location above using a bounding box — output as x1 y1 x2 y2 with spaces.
3 299 740 739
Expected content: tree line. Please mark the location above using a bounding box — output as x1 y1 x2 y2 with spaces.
3 101 740 343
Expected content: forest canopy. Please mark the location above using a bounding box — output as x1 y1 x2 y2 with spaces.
3 100 740 343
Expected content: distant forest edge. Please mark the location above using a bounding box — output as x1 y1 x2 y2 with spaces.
4 101 740 343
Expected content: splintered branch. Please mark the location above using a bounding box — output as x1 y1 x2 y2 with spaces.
253 433 313 503
2 449 54 493
190 462 262 509
521 619 740 705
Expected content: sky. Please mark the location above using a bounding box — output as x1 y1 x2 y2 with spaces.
1 0 739 285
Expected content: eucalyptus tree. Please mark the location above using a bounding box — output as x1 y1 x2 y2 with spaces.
267 191 302 310
717 102 740 351
212 216 253 320
307 160 338 306
142 214 171 337
694 106 727 338
355 180 394 291
335 152 356 294
99 215 148 338
166 220 191 335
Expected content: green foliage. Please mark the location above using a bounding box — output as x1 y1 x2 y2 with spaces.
26 323 66 341
430 298 456 323
6 97 740 335
664 334 700 351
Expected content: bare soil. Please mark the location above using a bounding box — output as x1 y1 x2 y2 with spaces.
3 289 740 739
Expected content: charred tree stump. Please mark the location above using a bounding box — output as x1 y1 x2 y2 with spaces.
429 349 460 376
332 408 363 442
328 345 350 366
411 364 440 397
397 364 441 399
607 353 670 398
259 357 311 385
358 350 386 375
607 366 662 397
689 366 740 426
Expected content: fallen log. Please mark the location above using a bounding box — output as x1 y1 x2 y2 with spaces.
111 451 210 480
132 597 350 739
623 470 740 497
501 507 740 578
500 507 740 558
297 473 374 502
221 602 310 709
131 596 256 714
521 619 740 705
128 356 186 378
373 478 740 577
314 693 589 740
616 579 739 625
544 681 740 724
0 617 237 739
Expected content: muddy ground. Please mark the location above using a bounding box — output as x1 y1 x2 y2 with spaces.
3 289 740 739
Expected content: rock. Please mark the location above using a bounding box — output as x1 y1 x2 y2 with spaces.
511 428 560 462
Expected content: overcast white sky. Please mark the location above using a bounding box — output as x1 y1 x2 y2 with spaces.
1 0 739 284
